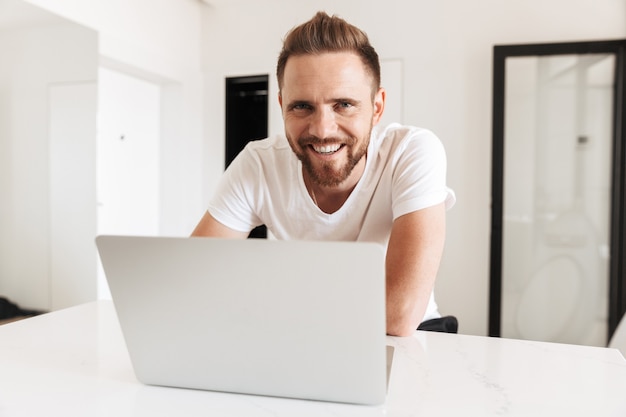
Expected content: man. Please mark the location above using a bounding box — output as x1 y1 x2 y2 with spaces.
192 11 455 336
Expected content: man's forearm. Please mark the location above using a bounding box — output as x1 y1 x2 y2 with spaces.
385 204 446 336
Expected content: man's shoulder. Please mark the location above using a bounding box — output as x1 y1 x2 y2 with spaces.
374 123 441 154
240 134 295 164
243 134 290 153
376 123 436 139
235 134 296 177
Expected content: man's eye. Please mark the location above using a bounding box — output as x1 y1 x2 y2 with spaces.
292 103 311 111
336 101 353 109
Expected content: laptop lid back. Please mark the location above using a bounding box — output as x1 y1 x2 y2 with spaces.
95 235 387 405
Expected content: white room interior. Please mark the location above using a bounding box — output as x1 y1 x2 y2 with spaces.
0 0 625 338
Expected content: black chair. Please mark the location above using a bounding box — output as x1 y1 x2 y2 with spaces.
417 315 458 333
0 297 44 321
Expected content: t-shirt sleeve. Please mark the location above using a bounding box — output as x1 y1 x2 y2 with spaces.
207 148 264 233
391 129 456 219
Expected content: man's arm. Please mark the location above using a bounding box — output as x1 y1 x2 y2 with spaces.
191 211 250 239
385 202 446 336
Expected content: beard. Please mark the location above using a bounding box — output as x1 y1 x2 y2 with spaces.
291 132 370 188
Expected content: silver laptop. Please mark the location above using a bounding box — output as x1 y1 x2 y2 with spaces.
95 235 390 405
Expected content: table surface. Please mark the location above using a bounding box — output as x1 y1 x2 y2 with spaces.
1 301 625 416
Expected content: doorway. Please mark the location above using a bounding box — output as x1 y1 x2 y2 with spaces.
489 40 626 346
225 75 269 238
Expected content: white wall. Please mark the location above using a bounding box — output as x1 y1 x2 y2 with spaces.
201 0 626 336
97 68 160 238
23 0 202 82
24 0 206 235
96 67 161 300
0 17 98 311
0 0 205 312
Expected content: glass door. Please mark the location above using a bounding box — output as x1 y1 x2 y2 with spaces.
490 40 626 346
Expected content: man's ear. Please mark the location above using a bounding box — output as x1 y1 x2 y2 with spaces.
372 87 386 126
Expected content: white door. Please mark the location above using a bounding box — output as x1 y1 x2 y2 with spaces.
49 82 98 310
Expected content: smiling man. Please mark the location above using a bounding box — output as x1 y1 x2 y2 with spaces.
192 11 456 336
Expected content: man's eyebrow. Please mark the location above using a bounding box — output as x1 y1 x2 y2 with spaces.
285 97 362 108
334 97 360 105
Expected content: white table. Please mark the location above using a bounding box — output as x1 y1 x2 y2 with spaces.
1 301 625 416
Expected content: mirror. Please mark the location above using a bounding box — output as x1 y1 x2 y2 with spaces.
490 40 626 346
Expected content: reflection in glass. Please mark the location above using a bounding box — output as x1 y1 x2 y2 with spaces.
501 54 614 346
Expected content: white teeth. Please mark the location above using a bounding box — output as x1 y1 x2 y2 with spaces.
312 144 341 154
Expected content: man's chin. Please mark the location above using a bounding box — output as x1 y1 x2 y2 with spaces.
305 164 352 188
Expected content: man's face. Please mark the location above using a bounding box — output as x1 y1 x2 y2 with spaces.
279 52 385 188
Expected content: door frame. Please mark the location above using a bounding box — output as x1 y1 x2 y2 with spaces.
489 39 626 341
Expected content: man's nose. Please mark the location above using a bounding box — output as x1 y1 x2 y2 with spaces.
308 108 338 139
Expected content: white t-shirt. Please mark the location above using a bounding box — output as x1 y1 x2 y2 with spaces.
208 123 456 320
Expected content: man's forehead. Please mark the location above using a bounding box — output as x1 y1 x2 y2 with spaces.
281 52 374 96
283 51 366 74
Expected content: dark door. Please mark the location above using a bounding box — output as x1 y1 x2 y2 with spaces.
225 75 269 239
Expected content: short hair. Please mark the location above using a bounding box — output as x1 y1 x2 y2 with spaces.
276 11 381 94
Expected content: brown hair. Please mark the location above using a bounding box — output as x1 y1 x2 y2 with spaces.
276 11 380 94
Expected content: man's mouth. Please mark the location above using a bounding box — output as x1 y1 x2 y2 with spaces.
311 143 343 155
